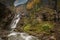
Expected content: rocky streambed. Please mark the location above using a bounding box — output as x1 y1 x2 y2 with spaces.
0 0 40 40
0 0 60 40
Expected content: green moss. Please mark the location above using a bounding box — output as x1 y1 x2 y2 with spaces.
23 21 54 34
24 24 31 32
20 1 56 35
41 23 54 33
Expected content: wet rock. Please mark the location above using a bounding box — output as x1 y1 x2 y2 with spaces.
8 32 39 40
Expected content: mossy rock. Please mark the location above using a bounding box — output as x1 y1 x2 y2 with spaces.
23 21 55 35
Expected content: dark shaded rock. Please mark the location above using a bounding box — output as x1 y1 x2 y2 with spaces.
0 2 14 38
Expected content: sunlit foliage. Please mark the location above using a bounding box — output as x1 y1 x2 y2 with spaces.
26 0 40 10
23 21 55 34
16 0 57 36
20 6 56 35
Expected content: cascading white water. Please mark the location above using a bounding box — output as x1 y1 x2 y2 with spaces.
10 13 20 29
8 13 39 40
8 0 39 40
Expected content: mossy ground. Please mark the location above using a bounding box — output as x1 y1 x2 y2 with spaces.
23 21 55 34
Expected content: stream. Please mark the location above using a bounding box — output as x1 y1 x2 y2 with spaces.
8 12 39 40
7 0 39 40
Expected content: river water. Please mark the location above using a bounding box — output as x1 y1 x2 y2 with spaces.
7 0 39 40
14 0 28 7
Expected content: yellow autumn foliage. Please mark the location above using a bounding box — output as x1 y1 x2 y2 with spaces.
34 0 40 4
26 0 40 10
26 1 34 10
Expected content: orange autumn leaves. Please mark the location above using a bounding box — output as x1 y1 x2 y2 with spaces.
26 0 40 10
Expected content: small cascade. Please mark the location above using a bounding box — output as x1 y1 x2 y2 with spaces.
8 13 39 40
7 0 39 40
8 32 39 40
10 13 21 29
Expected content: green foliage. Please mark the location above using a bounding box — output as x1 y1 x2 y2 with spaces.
24 24 31 32
23 21 54 34
22 5 55 34
19 0 56 35
41 22 54 33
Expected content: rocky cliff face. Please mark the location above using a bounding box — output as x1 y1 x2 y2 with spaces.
0 2 14 39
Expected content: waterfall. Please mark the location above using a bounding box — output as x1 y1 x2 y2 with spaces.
7 0 39 40
10 13 20 29
8 13 39 40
